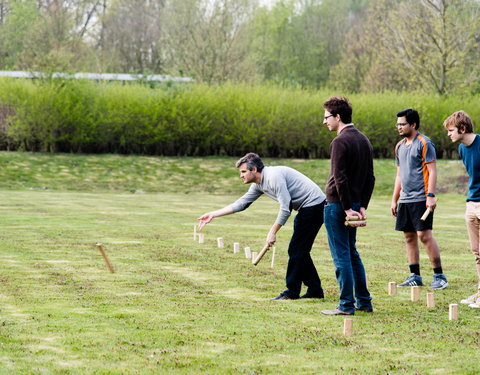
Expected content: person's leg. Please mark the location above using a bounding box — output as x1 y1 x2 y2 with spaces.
348 220 372 310
396 203 421 283
417 229 442 269
324 202 355 314
405 231 421 265
465 202 480 294
283 203 324 298
299 203 325 297
397 231 423 286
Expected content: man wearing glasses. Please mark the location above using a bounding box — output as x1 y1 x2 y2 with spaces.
391 108 448 289
321 96 375 315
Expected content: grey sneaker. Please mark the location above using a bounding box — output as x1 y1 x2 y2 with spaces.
460 293 478 305
430 273 448 290
398 273 423 287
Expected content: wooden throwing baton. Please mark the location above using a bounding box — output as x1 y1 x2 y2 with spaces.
344 216 367 227
252 244 271 266
420 197 438 221
96 243 115 273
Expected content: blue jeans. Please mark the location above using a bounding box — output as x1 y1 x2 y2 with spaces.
324 201 372 313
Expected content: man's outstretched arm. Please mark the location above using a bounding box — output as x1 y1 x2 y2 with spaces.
197 206 234 231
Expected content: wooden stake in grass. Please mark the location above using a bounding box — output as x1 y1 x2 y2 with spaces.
244 247 251 259
411 286 420 301
251 252 258 264
271 247 276 268
426 292 435 308
343 318 353 336
198 233 205 244
388 281 397 295
449 304 458 321
96 243 115 273
217 237 224 248
233 242 240 254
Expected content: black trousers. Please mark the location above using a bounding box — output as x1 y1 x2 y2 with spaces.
283 201 324 298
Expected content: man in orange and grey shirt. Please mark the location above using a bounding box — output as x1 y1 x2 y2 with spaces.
391 108 448 290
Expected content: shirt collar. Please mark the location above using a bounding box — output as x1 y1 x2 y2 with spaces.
339 123 354 134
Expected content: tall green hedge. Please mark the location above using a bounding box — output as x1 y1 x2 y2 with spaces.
0 78 478 158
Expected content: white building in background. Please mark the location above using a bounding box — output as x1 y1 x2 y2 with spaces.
0 71 194 83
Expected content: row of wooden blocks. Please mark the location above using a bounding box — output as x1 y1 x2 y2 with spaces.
387 281 459 320
193 225 276 267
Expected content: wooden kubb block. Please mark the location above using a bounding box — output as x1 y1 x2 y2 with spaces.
426 292 435 308
343 318 353 336
233 242 240 254
449 304 458 321
411 286 420 302
388 281 397 295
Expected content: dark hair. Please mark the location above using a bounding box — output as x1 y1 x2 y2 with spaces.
443 110 474 133
397 108 420 130
235 153 264 172
323 96 352 124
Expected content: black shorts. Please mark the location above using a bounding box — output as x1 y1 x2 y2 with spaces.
395 201 433 232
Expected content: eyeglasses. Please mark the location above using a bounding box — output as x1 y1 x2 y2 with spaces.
324 114 334 120
396 123 409 127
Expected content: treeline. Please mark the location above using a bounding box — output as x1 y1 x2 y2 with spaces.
0 78 477 158
0 0 479 95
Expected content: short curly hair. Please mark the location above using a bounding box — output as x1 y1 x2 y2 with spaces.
443 110 474 134
323 96 352 124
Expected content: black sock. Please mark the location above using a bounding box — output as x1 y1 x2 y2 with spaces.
433 267 443 274
409 264 420 276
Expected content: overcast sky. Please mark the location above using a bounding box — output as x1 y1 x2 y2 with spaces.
259 0 278 7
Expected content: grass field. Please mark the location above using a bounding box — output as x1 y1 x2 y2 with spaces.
0 152 479 374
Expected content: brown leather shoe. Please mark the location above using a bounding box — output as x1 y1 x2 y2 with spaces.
321 308 353 315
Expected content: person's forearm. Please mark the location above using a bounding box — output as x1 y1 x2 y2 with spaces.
197 206 234 230
392 178 401 202
266 223 282 247
427 164 437 194
210 206 234 218
391 168 401 202
269 223 282 236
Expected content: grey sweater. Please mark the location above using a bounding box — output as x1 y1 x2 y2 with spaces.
230 166 326 226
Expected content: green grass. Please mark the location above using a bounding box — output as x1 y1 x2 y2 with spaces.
0 152 478 374
0 152 470 196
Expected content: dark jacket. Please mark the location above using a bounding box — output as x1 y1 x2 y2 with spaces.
326 125 375 210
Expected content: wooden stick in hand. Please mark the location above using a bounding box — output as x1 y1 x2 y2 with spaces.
252 244 271 266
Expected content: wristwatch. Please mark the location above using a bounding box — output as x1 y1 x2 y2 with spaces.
427 193 436 197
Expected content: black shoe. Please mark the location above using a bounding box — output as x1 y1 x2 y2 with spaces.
354 306 373 313
300 292 324 299
271 294 295 300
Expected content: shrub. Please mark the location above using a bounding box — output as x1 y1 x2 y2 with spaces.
0 78 478 158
